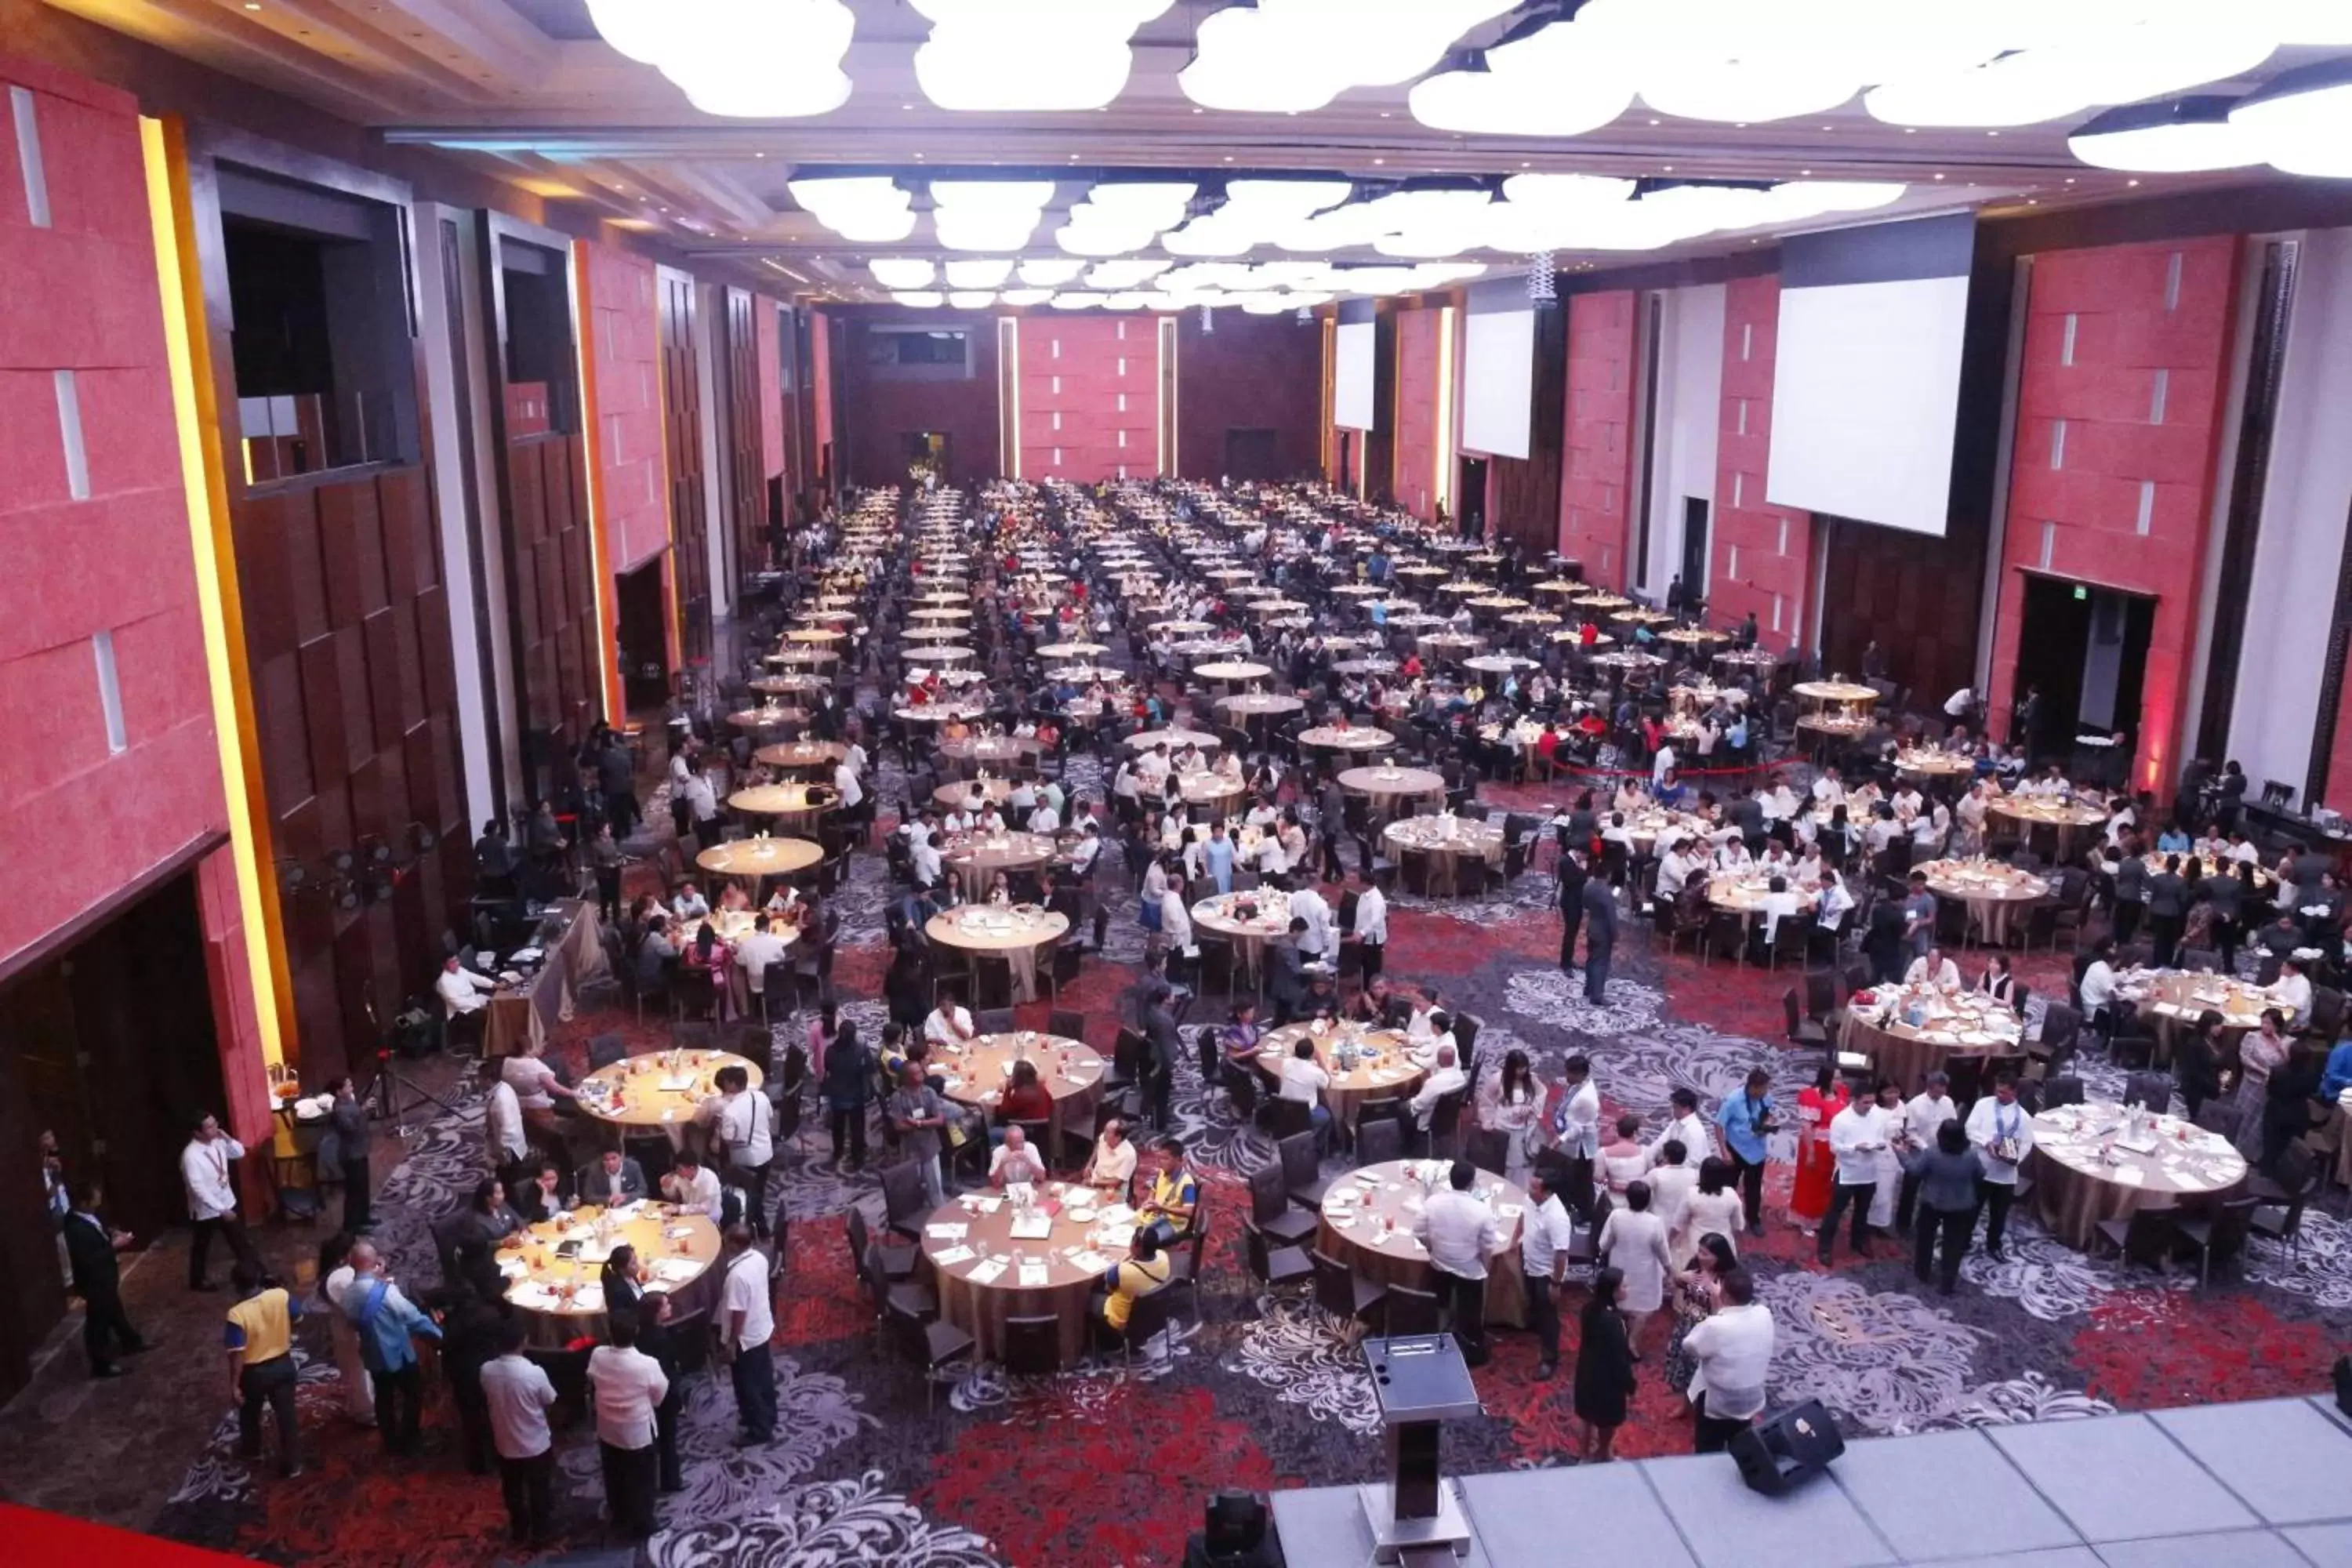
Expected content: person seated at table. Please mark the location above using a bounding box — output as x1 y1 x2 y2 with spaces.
1136 1137 1200 1237
940 715 971 743
510 1159 567 1226
680 921 734 1013
924 984 977 1051
1710 834 1754 877
503 1037 582 1147
989 1124 1050 1192
716 882 752 916
1214 749 1245 786
1976 953 2018 1008
659 1149 724 1222
996 1059 1055 1127
1408 1041 1468 1130
579 1148 649 1208
2268 956 2314 1029
670 882 711 924
1755 876 1803 954
1221 998 1265 1066
974 799 1007 834
1082 1118 1138 1198
1278 1036 1334 1147
1904 946 1962 991
982 871 1013 907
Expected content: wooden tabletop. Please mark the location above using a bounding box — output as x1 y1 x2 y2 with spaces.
925 903 1070 953
2031 1102 2247 1199
577 1050 765 1128
1319 1160 1528 1269
942 831 1060 877
1196 660 1273 683
495 1203 722 1317
933 1032 1102 1115
753 741 846 771
1298 725 1395 751
1257 1021 1426 1102
696 836 823 877
1339 765 1446 797
728 782 837 817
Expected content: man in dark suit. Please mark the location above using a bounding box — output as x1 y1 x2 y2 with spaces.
63 1182 148 1377
1581 872 1620 1006
1265 920 1308 1025
576 1149 650 1207
1556 848 1589 975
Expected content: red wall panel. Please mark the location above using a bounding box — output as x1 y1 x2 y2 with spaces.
579 241 666 575
1984 236 2240 795
840 314 1000 488
1392 307 1441 521
1561 290 1636 584
1710 273 1813 649
754 292 786 484
809 309 835 485
1016 315 1160 485
1173 309 1322 482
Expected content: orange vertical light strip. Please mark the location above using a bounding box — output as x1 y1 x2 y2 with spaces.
1435 304 1457 521
653 272 683 674
569 243 623 724
142 114 291 1068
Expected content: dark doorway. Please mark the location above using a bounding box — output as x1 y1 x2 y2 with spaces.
901 430 949 487
0 872 228 1402
2012 575 2156 775
1337 431 1353 493
615 559 671 713
1681 498 1711 603
1457 456 1489 539
1224 428 1279 483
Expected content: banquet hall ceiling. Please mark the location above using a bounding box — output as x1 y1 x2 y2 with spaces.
44 0 2346 300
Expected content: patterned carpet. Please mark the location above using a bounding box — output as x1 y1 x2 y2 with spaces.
146 851 2352 1568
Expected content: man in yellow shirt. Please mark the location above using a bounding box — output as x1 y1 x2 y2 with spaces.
223 1263 304 1477
1135 1135 1199 1238
1092 1228 1171 1344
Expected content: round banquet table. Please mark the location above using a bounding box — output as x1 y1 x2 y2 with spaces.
1176 771 1248 815
1218 692 1305 723
495 1205 723 1348
2140 851 2272 895
1987 797 2108 858
2125 970 2275 1068
1915 858 2049 946
933 734 1036 771
1127 727 1221 753
750 674 826 699
926 904 1070 1003
728 782 837 827
1195 660 1273 687
1035 641 1109 659
1841 985 2024 1098
1384 815 1507 896
1417 633 1483 663
940 832 1060 902
1192 891 1294 984
1463 655 1536 679
908 607 973 622
932 1030 1103 1153
933 777 1014 810
1298 724 1395 755
920 1183 1138 1366
1256 1021 1425 1131
786 626 851 646
1152 619 1214 636
924 646 980 666
899 626 964 643
2027 1100 2248 1250
1660 627 1730 647
577 1049 766 1130
1793 680 1883 705
895 702 989 727
753 739 846 776
728 705 809 732
1896 750 1976 782
1339 765 1447 820
1317 1160 1530 1328
696 835 822 881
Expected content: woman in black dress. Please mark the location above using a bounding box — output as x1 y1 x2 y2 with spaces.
1573 1265 1638 1463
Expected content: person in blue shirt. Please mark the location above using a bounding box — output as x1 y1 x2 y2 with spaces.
1370 600 1388 627
1715 1068 1778 1239
1726 713 1750 753
342 1240 444 1457
2321 1036 2352 1102
2156 823 2193 853
1204 822 1236 894
1368 549 1391 584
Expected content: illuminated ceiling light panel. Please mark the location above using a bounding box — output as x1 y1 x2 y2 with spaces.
1000 287 1057 305
2070 96 2263 170
930 180 1055 251
869 257 936 288
943 257 1015 288
2230 58 2352 176
1086 258 1174 289
1018 257 1089 285
1100 292 1149 310
587 0 854 117
893 291 946 307
790 176 916 242
946 290 998 309
1864 12 2276 129
1049 292 1109 309
1055 180 1196 256
1411 20 1635 137
912 0 1174 111
1180 0 1518 114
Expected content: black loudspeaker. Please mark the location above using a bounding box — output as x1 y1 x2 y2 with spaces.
1729 1400 1846 1495
2332 1354 2352 1417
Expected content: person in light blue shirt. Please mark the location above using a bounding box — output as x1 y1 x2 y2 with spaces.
1370 600 1388 627
2321 1037 2352 1102
2156 823 2193 853
342 1240 444 1457
1715 1068 1777 1239
1204 822 1236 894
1726 713 1750 753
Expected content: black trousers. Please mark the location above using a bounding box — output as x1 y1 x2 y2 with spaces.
1693 1410 1752 1454
1359 941 1385 988
600 1439 660 1539
452 1373 494 1475
81 1288 142 1372
372 1363 425 1455
596 866 623 923
732 1158 772 1236
1914 1204 1973 1291
341 1155 372 1233
1976 1179 2018 1256
1525 1274 1561 1365
1558 911 1583 972
2148 913 2182 968
1433 1269 1489 1365
1895 1171 1921 1232
238 1354 300 1470
2114 898 2143 945
604 790 639 838
656 1380 683 1491
1584 939 1612 1004
829 1106 868 1166
497 1449 555 1543
1818 1180 1876 1261
1730 1150 1768 1228
190 1213 260 1288
732 1341 778 1440
1318 831 1345 883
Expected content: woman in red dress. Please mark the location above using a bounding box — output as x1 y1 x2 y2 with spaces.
1790 1064 1847 1232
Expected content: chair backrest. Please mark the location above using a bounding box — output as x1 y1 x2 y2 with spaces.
2193 1100 2243 1142
1221 1060 1261 1119
881 1158 929 1229
1267 1096 1315 1142
977 1008 1017 1035
1385 1282 1440 1336
1277 1131 1320 1191
2123 1070 2174 1112
2205 1194 2260 1265
587 1032 628 1069
1463 1127 1508 1174
1428 1089 1468 1142
1247 1160 1291 1225
1355 1116 1403 1167
1804 969 1838 1021
845 1201 874 1276
2310 985 2346 1036
1002 1313 1062 1377
1782 987 1806 1038
2042 1075 2085 1109
1309 1249 1358 1319
1047 1009 1088 1044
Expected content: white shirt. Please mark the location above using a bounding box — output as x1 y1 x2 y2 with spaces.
990 1140 1049 1185
1965 1094 2035 1185
182 1134 245 1220
1759 889 1802 943
720 1247 775 1352
924 1004 975 1051
735 929 791 991
1817 880 1854 933
586 1344 670 1450
481 1353 557 1459
485 1080 526 1163
1657 848 1698 897
1410 1062 1467 1126
662 1163 724 1221
1160 889 1195 949
684 772 718 822
1944 686 1973 717
2270 971 2314 1028
703 1087 774 1167
437 965 496 1017
1278 1055 1330 1105
1028 804 1061 834
1519 1191 1574 1278
1555 1077 1602 1157
912 838 943 887
1648 1111 1713 1168
1827 1102 1893 1185
503 1054 561 1111
1686 1302 1777 1421
1288 887 1332 956
1903 1091 1958 1147
1652 744 1676 786
834 763 864 809
2078 960 2118 1012
1813 775 1845 805
1353 886 1388 945
1904 956 1962 989
1415 1187 1501 1280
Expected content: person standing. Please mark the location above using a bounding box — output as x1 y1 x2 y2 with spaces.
1413 1160 1500 1367
1963 1071 2034 1262
1519 1167 1573 1380
1556 848 1588 975
316 1235 376 1427
1351 869 1388 989
1580 869 1618 1005
481 1316 557 1547
1571 1267 1637 1464
822 1020 875 1173
1549 1054 1601 1211
1818 1080 1892 1265
586 1310 670 1541
1683 1267 1774 1454
62 1181 146 1378
181 1112 261 1292
719 1224 778 1445
341 1240 443 1456
1597 1180 1673 1351
887 1062 951 1210
1715 1069 1777 1240
326 1075 372 1235
1790 1066 1847 1235
699 1065 775 1237
1894 1072 1959 1234
1903 1122 1987 1294
223 1264 303 1477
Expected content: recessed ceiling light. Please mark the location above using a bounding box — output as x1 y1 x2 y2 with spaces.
1372 157 1385 165
1192 107 1203 114
1223 154 1234 162
1662 165 1673 172
1932 172 1944 180
902 103 913 111
1903 127 1915 134
2128 178 2141 186
2064 177 2077 183
242 2 259 9
1800 169 1811 175
1379 111 1392 119
1987 130 2000 137
1521 161 1531 168
915 151 926 159
1648 118 1660 125
754 152 765 158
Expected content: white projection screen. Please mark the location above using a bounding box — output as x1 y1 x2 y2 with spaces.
1766 214 1976 538
1461 303 1534 459
1334 319 1376 430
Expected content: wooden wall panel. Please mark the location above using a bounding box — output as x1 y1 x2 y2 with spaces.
1489 301 1568 556
661 270 710 667
724 287 766 582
